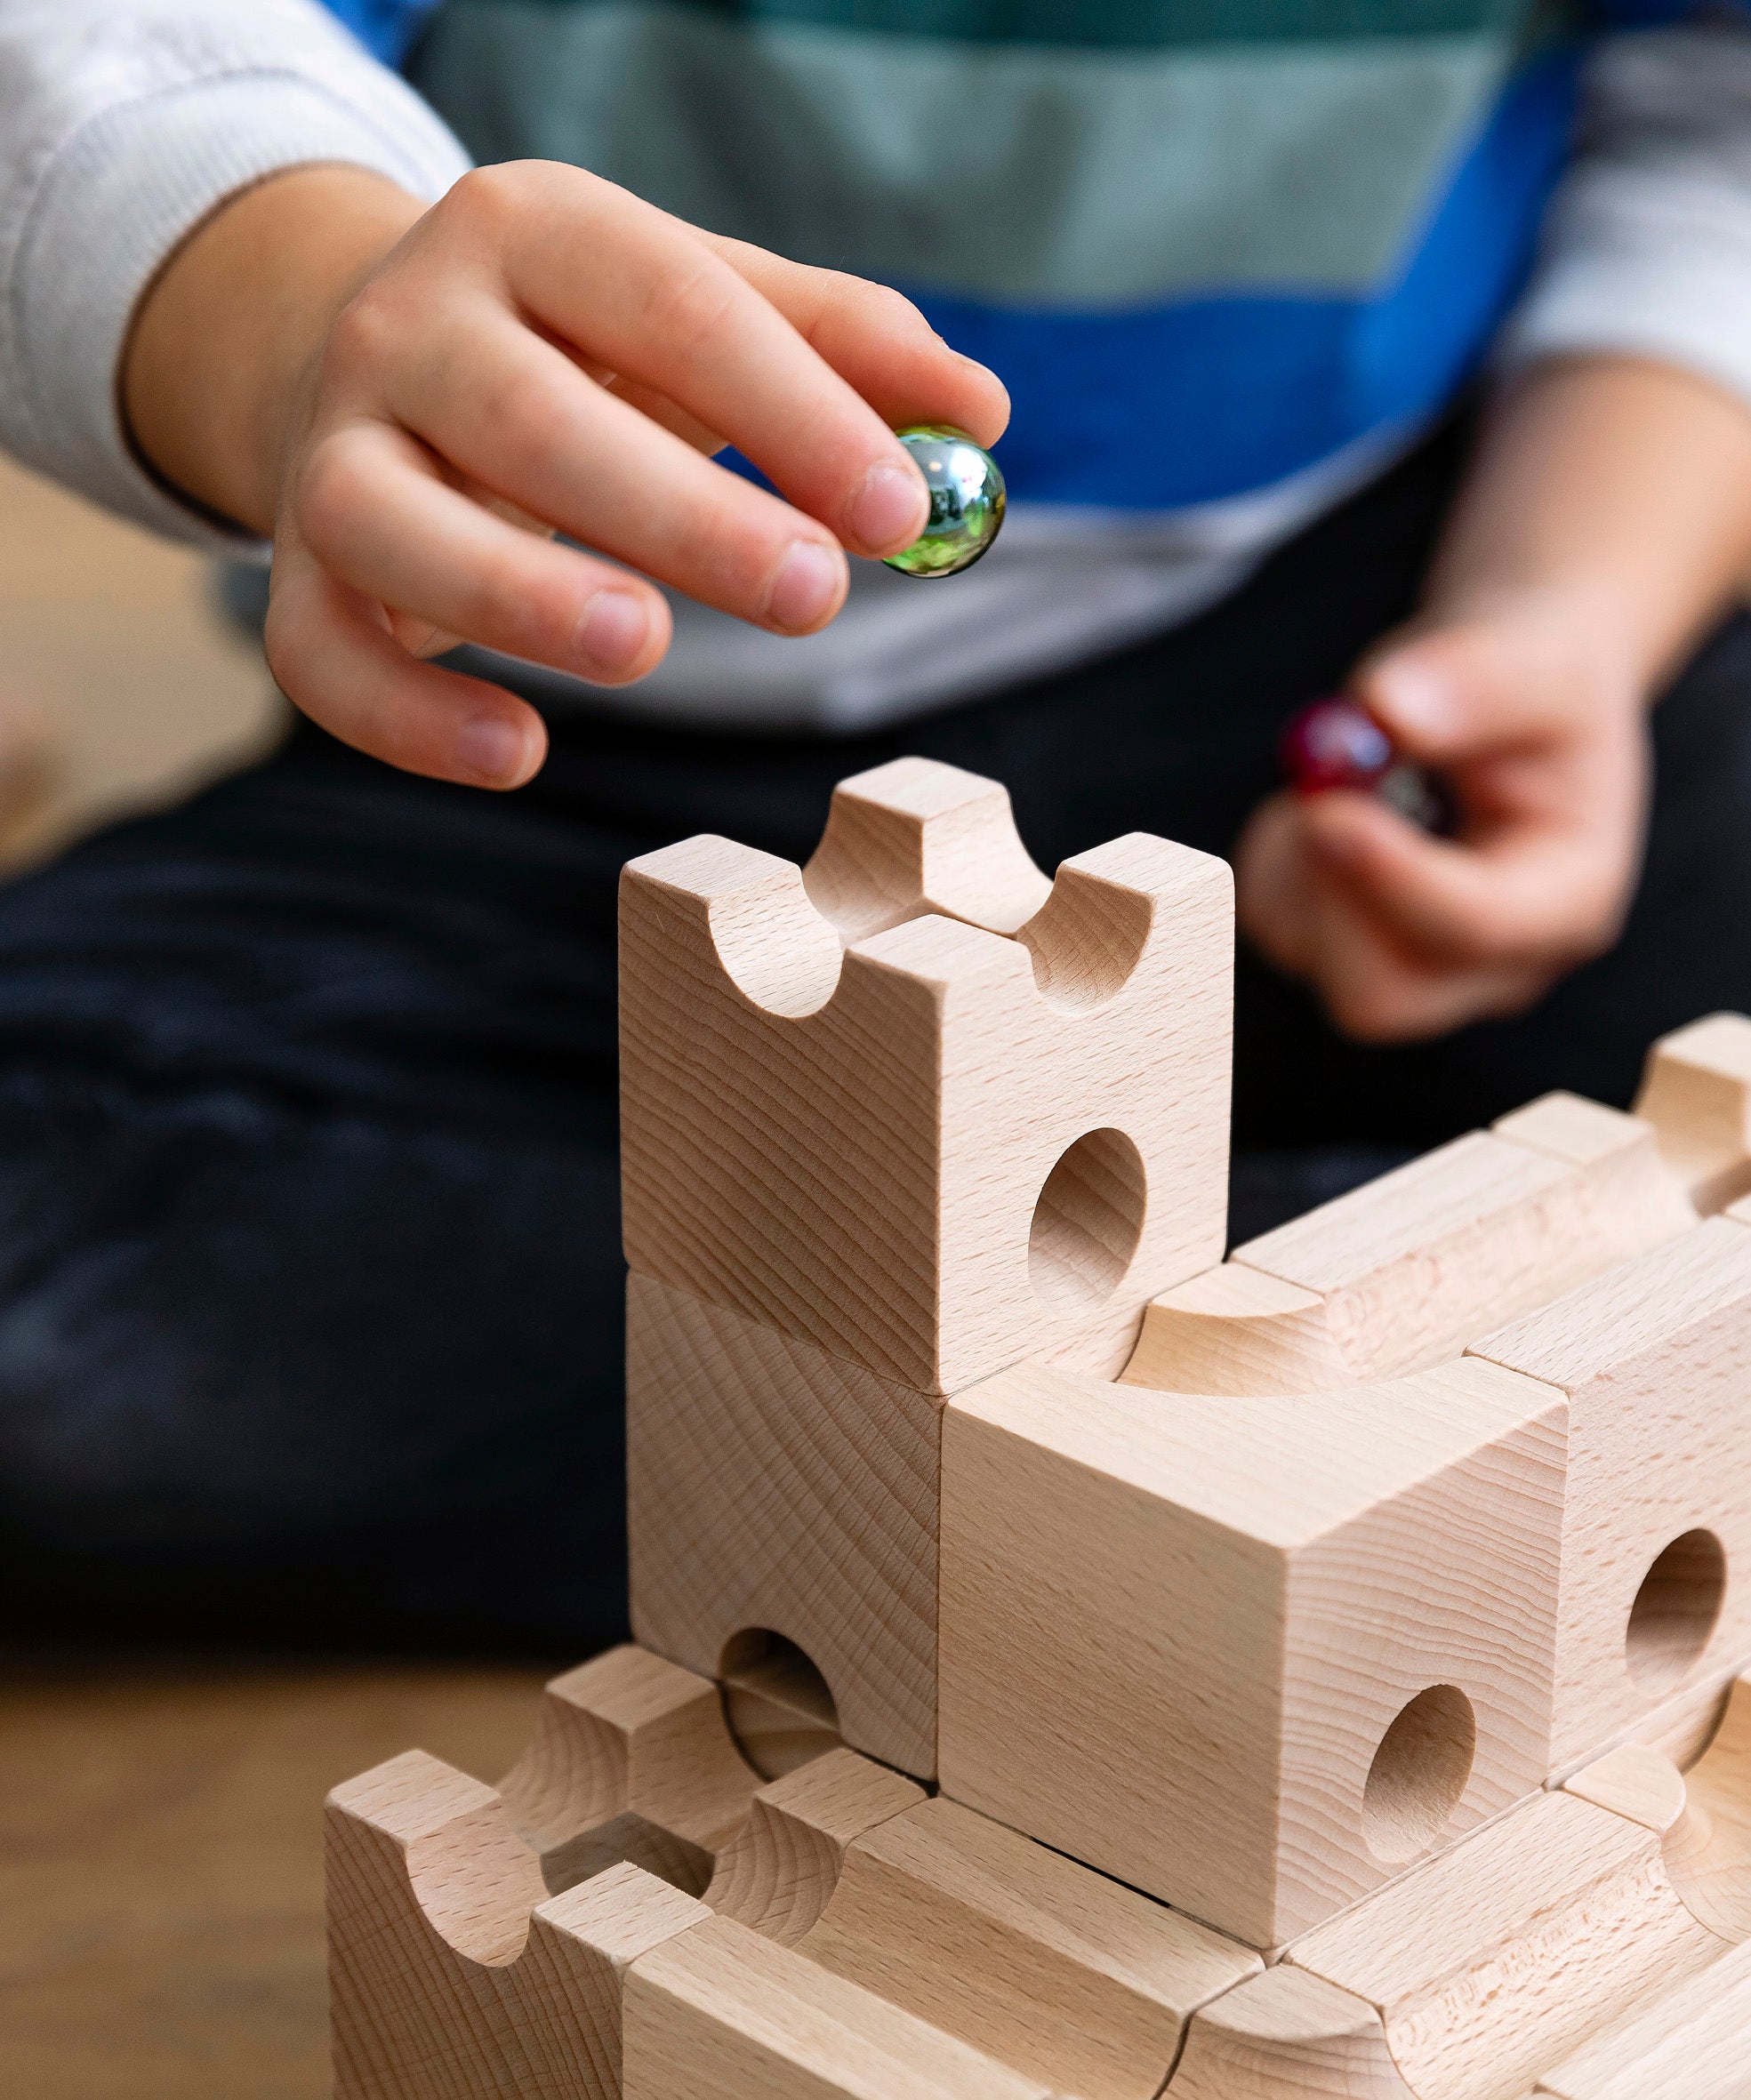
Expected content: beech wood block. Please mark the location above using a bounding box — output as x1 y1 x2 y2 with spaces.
1535 1934 1751 2098
1129 1102 1692 1398
1663 1675 1751 1941
626 1272 940 1776
1633 1012 1751 1213
705 1750 926 1946
622 1913 1054 2100
619 759 1232 1393
1282 1787 1727 2100
938 1354 1567 1947
795 1793 1258 2100
1169 1967 1412 2099
327 1751 708 2100
1470 1217 1751 1770
499 1645 758 1874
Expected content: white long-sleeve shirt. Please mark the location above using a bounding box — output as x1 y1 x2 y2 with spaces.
3 0 1750 733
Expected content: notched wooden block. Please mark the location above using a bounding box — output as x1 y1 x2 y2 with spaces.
939 1354 1567 1947
1634 1011 1751 1213
619 756 1233 1393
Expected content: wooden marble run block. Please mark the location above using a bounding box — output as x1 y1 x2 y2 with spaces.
705 1750 927 1946
619 757 1232 1394
626 1271 940 1777
622 1914 1055 2100
1535 1936 1751 2098
327 1751 709 2100
1470 1216 1751 1771
1279 1787 1729 2100
794 1794 1259 2100
1127 1097 1693 1396
498 1643 758 1878
938 1353 1567 1947
1633 1011 1751 1212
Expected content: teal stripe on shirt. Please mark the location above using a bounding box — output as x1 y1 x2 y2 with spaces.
412 2 1519 304
425 0 1531 50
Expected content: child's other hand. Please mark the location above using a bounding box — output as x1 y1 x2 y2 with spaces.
1235 601 1648 1041
126 163 1008 788
1235 357 1751 1044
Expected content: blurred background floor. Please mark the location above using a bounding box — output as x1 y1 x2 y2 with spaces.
0 458 552 2094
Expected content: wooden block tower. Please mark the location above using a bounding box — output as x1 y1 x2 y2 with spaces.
325 760 1751 2100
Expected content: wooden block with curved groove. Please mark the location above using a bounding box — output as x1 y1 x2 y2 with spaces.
327 1749 709 2100
795 1794 1259 2100
1662 1675 1751 1941
939 1352 1567 1947
1169 1967 1413 2099
619 763 1232 1393
626 1272 940 1776
1470 1217 1751 1771
1536 1934 1751 2097
500 1643 757 1875
706 1750 926 1946
1283 1787 1727 2100
1131 1103 1693 1398
622 1913 1054 2100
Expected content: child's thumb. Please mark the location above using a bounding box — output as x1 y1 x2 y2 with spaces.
1353 620 1556 764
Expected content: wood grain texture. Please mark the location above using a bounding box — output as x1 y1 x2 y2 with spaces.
706 1751 926 1946
1633 1013 1751 1213
1470 1216 1751 1769
619 801 1232 1394
1535 1935 1751 2097
796 1794 1258 2100
938 1354 1567 1947
1285 1788 1728 2100
622 1914 1053 2100
800 757 1055 942
1168 1106 1697 1395
1563 1743 1690 1835
499 1645 756 1867
626 1273 940 1777
1663 1675 1751 1941
1169 1968 1414 2099
326 1751 708 2100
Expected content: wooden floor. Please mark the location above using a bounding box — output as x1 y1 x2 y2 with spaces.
0 1653 550 2098
0 461 538 2096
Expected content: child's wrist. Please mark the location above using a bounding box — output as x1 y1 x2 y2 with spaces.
124 165 426 536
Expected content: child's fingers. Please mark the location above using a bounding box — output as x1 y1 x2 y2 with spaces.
697 230 1010 448
264 548 548 788
376 308 853 633
1300 790 1627 969
487 167 932 555
296 422 673 681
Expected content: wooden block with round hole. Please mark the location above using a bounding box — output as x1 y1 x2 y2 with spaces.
626 1270 939 1777
937 1353 1567 1947
1469 1216 1751 1773
619 757 1232 1394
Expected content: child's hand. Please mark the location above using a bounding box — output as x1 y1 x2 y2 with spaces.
1236 600 1649 1040
126 163 1008 788
1235 357 1751 1043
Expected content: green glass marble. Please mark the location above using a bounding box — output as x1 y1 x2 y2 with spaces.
883 424 1006 578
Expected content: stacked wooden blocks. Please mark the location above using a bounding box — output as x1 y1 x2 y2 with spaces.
326 760 1751 2099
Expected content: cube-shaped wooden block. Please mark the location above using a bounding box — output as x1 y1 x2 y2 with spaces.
619 765 1232 1394
937 1355 1568 1947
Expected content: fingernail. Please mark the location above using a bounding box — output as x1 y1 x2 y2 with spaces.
767 539 844 632
1370 661 1453 740
574 589 649 677
848 462 928 552
455 713 527 784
